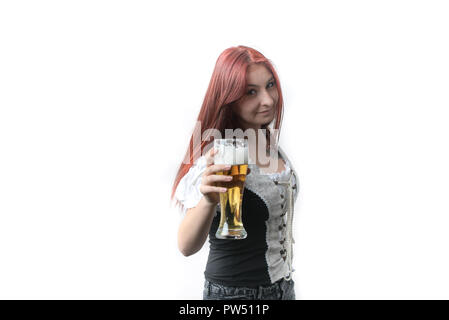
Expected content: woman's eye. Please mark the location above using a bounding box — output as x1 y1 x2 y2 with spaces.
247 82 275 95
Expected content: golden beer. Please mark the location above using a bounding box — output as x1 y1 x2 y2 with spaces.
214 139 248 240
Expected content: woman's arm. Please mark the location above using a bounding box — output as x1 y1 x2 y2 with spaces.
177 147 230 256
177 196 217 257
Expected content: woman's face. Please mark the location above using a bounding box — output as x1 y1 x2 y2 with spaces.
232 64 279 131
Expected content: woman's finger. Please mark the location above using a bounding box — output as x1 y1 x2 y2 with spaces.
200 185 227 194
205 147 217 166
204 174 233 185
205 164 231 176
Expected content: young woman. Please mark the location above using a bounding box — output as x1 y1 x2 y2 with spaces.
171 45 299 300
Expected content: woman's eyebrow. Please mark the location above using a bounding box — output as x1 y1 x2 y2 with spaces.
247 76 274 87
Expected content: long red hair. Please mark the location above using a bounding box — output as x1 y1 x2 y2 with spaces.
170 45 285 211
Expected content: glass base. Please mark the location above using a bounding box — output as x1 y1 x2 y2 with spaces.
216 228 247 240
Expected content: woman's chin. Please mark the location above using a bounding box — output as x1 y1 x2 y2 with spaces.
261 114 275 125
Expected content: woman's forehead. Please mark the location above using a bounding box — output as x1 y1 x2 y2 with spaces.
246 64 273 86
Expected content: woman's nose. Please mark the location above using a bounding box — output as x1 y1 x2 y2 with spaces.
259 88 275 106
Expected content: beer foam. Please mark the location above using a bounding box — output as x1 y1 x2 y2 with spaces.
214 145 248 165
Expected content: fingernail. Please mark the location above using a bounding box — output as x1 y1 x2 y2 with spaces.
221 188 227 192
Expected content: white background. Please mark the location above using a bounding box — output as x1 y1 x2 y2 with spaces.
1 0 448 299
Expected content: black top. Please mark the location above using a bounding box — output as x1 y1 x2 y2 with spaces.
204 188 272 287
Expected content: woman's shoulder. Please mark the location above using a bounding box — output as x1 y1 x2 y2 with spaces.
278 145 294 166
182 155 207 180
174 155 208 215
192 154 207 170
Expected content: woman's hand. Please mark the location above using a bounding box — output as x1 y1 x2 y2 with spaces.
200 147 251 206
200 147 232 206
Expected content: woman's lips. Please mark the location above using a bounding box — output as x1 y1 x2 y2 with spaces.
258 109 271 115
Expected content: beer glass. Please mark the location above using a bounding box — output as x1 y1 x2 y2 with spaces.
214 138 248 239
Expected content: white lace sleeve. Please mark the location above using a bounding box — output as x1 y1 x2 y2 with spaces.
174 156 208 216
